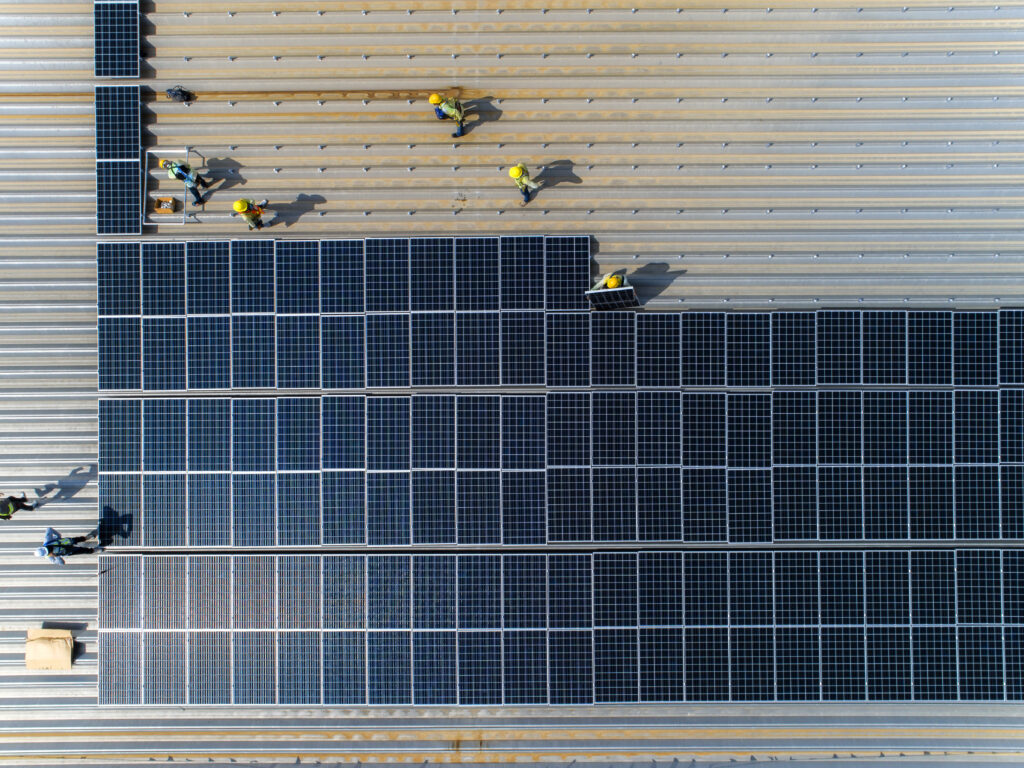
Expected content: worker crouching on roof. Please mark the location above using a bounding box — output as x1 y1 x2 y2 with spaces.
509 163 541 205
234 199 268 230
159 159 210 205
429 93 465 138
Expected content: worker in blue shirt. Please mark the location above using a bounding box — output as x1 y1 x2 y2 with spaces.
159 159 210 205
35 528 98 565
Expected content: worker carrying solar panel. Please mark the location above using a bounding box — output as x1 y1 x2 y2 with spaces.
159 159 210 206
429 93 465 138
233 199 269 231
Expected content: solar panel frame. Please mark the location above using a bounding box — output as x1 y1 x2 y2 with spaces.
94 2 139 78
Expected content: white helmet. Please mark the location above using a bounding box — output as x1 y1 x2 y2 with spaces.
34 547 48 557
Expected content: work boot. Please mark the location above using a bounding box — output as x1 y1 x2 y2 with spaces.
258 199 268 207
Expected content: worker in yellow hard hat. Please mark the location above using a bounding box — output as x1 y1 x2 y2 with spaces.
508 163 541 205
233 198 268 231
429 93 465 138
593 272 626 290
159 158 210 205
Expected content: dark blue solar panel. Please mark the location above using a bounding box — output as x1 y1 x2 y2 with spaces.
682 468 727 541
502 471 546 544
95 85 139 158
456 471 500 544
413 632 457 704
501 311 545 385
863 311 906 384
320 240 364 313
99 399 140 472
819 467 862 540
410 239 454 311
727 314 770 387
545 236 590 311
547 467 591 542
188 399 230 471
324 633 366 704
864 466 908 539
591 311 636 386
502 395 545 470
638 466 681 541
143 474 186 546
142 317 185 390
908 311 952 385
592 392 635 466
593 469 636 541
231 315 275 388
411 313 454 386
233 631 276 704
275 242 319 315
141 244 185 316
186 242 230 314
231 484 272 558
546 312 590 387
863 391 907 465
728 393 771 468
1001 310 1024 384
458 555 501 628
956 390 998 464
186 316 230 390
232 399 275 472
94 4 139 78
276 315 320 389
1002 389 1024 463
728 469 772 542
412 471 455 544
637 313 680 387
97 160 141 235
230 241 275 314
680 312 725 386
549 631 593 703
954 312 998 385
594 553 637 626
456 312 499 386
321 315 365 389
822 627 864 700
277 398 320 471
97 242 140 316
367 632 411 704
99 317 141 390
909 466 953 539
365 238 409 312
504 631 547 704
681 393 725 467
323 472 365 544
638 552 682 625
772 391 816 465
957 465 1000 539
909 390 952 464
504 555 548 628
367 397 410 470
638 391 680 465
817 391 861 464
640 628 684 702
323 396 364 469
731 627 774 701
586 286 639 310
188 474 230 546
817 310 861 384
278 631 321 704
277 472 320 546
412 395 454 469
547 392 590 466
366 314 410 388
731 553 772 625
500 236 544 310
413 556 456 629
99 474 141 546
773 466 817 540
459 631 502 704
455 237 499 311
367 474 411 545
772 312 815 386
457 396 500 469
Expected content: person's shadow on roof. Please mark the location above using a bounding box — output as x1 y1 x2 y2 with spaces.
629 262 687 303
203 157 246 193
97 504 134 548
460 97 502 136
269 193 327 227
533 160 583 196
33 465 95 508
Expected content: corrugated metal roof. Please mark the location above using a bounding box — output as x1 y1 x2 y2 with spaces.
3 0 1024 763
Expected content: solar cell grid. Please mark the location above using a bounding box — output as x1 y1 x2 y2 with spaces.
95 85 140 159
94 3 139 78
97 160 141 235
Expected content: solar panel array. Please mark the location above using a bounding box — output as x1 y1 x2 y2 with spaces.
99 550 1024 704
98 389 1024 547
95 86 141 235
97 237 591 390
94 1 140 78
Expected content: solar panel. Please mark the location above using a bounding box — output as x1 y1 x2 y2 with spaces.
321 240 364 313
186 242 230 315
97 160 141 235
501 311 545 385
276 241 320 314
411 313 453 387
591 312 635 386
817 310 861 384
276 315 320 389
456 312 499 386
636 313 680 387
95 86 140 160
546 312 590 387
500 236 544 310
680 312 725 385
772 312 815 386
456 238 499 311
94 2 139 78
727 313 770 387
585 286 639 310
365 238 409 312
366 314 409 388
545 236 590 310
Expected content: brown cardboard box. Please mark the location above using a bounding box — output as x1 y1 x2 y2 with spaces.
25 629 73 670
154 196 176 212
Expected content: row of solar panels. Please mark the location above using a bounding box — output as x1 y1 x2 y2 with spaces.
95 86 142 235
98 238 591 316
95 1 139 78
98 551 1024 705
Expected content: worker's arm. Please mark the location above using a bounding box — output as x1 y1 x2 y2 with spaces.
43 527 60 543
48 554 65 566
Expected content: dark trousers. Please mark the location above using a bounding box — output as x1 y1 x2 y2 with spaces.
5 496 32 512
185 184 204 204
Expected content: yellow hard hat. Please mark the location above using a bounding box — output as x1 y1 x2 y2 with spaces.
158 159 170 169
233 200 248 213
509 165 524 179
429 93 443 105
606 275 623 289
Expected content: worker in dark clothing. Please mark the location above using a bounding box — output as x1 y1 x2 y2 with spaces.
429 93 466 138
160 159 210 205
35 527 98 565
1 493 34 520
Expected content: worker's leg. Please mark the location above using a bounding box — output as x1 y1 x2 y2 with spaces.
187 185 204 204
70 535 90 544
67 546 94 556
521 187 531 203
452 121 465 137
11 497 33 512
196 174 210 188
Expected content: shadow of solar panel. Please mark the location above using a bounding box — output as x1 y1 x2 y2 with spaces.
99 474 141 547
186 242 230 315
98 242 140 316
276 242 320 314
455 238 499 311
414 631 457 704
365 239 409 312
500 236 544 310
410 238 454 311
546 312 590 387
501 311 545 385
95 85 140 158
99 317 141 390
545 236 590 311
97 160 141 235
94 3 139 77
276 316 320 389
322 315 365 389
411 313 454 386
321 240 364 313
231 240 275 313
366 314 409 388
456 312 499 385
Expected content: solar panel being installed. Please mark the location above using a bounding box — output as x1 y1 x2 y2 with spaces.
99 549 1024 705
94 1 139 78
94 85 141 235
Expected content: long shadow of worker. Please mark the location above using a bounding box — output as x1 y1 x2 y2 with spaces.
33 465 96 509
461 97 503 136
97 504 134 548
533 160 583 197
629 262 687 304
269 193 327 228
204 157 247 193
